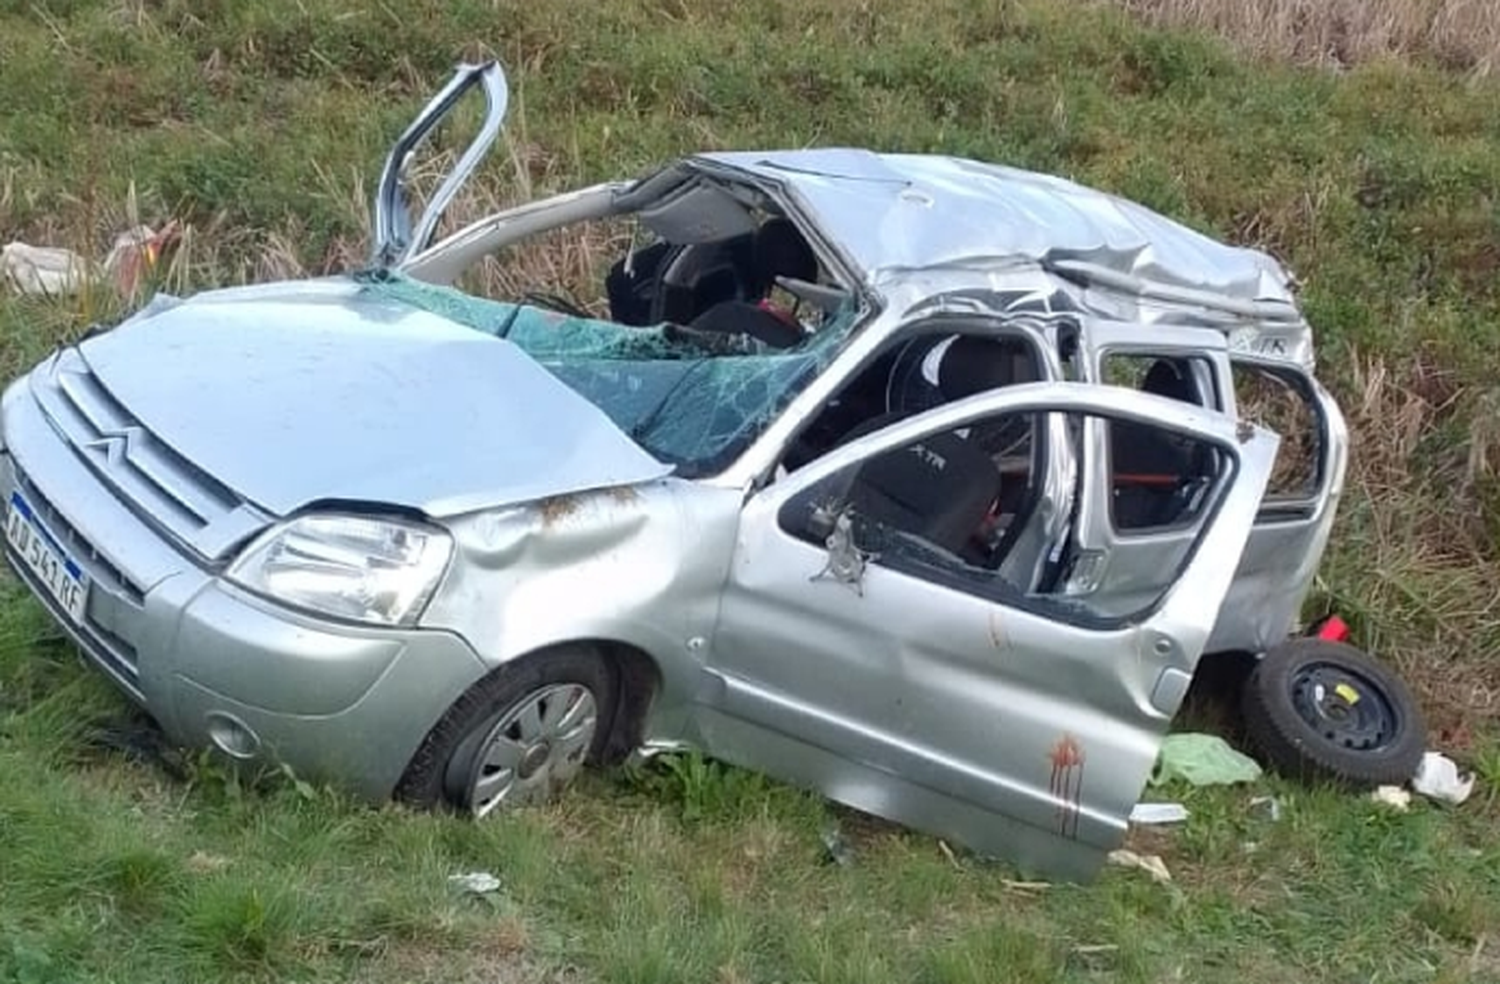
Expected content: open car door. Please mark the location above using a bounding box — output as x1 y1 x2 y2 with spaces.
699 383 1277 881
371 61 509 268
1054 322 1242 620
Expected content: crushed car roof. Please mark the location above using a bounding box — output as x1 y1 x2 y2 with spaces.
697 149 1299 310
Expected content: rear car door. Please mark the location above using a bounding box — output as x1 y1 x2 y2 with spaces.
698 382 1277 880
1050 322 1239 616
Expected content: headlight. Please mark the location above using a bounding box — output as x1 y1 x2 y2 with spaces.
226 513 453 627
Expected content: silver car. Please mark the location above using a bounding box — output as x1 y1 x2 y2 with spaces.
1 62 1421 881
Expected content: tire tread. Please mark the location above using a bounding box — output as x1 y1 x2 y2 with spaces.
394 645 617 811
1240 639 1425 788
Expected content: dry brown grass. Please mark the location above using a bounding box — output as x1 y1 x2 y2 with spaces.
39 126 627 312
1329 346 1500 735
1100 0 1499 75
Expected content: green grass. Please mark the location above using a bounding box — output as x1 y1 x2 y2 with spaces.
2 620 1498 983
2 0 1499 980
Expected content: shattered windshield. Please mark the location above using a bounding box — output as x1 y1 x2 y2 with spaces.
358 272 860 476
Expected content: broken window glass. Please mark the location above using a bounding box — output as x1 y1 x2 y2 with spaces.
358 271 860 476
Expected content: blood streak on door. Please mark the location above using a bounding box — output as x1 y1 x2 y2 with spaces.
1049 733 1086 839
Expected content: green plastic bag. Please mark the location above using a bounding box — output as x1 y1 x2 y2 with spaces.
1150 733 1263 787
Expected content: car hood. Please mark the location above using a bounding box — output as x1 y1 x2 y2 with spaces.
74 277 674 518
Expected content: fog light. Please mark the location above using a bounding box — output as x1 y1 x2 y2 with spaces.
205 711 261 760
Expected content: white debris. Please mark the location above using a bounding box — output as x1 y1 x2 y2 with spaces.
1129 802 1189 825
448 871 502 895
1 242 95 296
1107 849 1172 883
2 221 179 298
1250 795 1282 822
1370 785 1412 811
1411 751 1476 805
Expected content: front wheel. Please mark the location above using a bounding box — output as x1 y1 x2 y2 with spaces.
1241 638 1425 788
395 646 618 816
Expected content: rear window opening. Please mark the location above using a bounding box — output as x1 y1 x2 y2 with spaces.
1231 362 1324 515
1100 352 1219 409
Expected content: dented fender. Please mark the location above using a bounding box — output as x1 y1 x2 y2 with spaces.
419 479 744 730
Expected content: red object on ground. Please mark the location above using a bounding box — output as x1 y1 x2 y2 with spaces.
1315 615 1350 642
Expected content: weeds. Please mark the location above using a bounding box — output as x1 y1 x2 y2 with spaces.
0 0 1498 981
1099 0 1500 76
622 749 821 826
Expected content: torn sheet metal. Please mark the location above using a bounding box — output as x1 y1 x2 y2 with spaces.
699 150 1303 313
808 509 875 595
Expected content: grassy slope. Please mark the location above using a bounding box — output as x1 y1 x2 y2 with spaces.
1 0 1498 981
1108 0 1500 78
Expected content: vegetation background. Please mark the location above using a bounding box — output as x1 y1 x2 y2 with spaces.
1 0 1497 981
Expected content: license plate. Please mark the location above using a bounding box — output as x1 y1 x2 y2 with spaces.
6 490 89 624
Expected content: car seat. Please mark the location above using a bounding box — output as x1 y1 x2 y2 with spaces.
1109 359 1214 528
604 233 757 327
935 335 1039 452
747 217 819 296
680 217 823 349
935 335 1038 398
808 335 1040 564
838 423 1003 559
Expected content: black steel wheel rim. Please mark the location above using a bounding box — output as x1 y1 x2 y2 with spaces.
1288 660 1401 752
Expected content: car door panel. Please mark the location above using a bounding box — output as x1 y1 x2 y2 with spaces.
707 556 1174 833
699 383 1277 879
372 61 509 267
1059 322 1238 612
1211 357 1350 652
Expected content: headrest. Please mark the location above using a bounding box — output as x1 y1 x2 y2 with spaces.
1141 359 1198 404
937 336 1038 401
752 218 819 293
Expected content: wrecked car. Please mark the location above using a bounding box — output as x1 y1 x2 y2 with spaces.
0 61 1426 881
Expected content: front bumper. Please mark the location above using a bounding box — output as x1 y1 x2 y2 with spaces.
0 379 488 802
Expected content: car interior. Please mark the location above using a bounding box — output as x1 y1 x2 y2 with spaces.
777 325 1050 572
520 176 1234 607
385 176 873 475
603 216 824 349
775 335 1232 600
1106 358 1220 531
516 171 860 354
437 165 859 363
441 170 1219 571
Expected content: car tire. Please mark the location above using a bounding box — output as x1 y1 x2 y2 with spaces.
1241 638 1425 788
395 645 618 817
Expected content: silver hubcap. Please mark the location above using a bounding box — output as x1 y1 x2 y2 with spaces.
467 683 598 818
